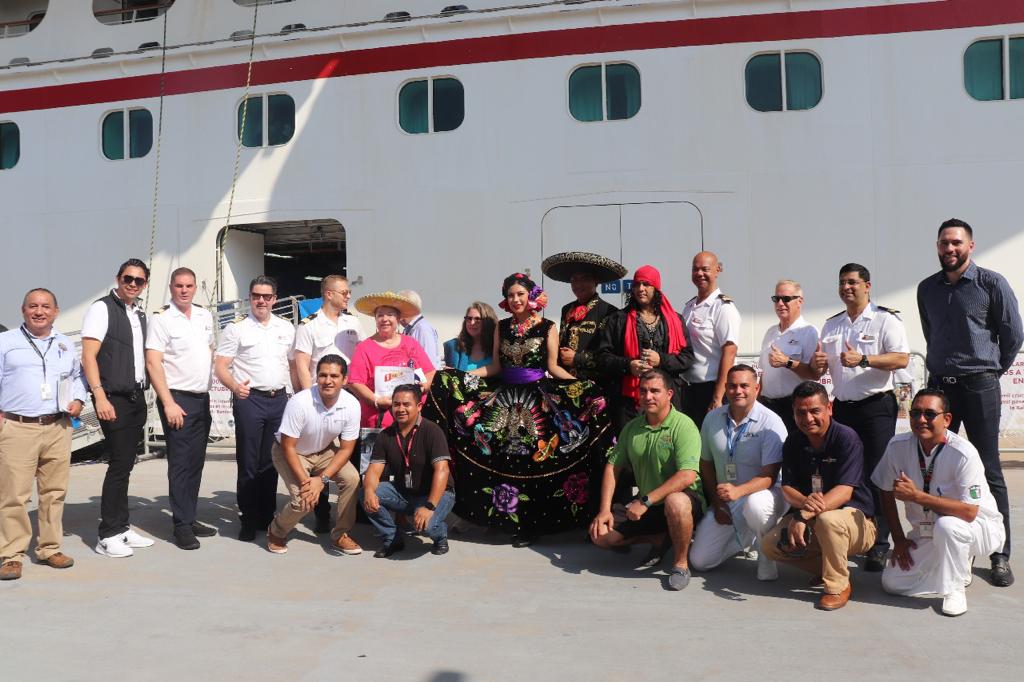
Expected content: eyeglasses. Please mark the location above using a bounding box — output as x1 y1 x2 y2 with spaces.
839 279 865 287
464 316 482 323
120 275 147 287
328 289 351 297
909 409 946 422
771 295 801 304
250 293 275 301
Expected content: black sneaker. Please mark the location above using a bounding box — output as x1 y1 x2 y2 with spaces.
864 546 887 573
373 538 405 559
191 522 217 537
431 538 450 555
238 525 257 542
991 555 1015 587
174 527 200 550
639 543 669 569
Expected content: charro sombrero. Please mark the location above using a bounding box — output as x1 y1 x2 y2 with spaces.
541 251 627 284
354 291 420 319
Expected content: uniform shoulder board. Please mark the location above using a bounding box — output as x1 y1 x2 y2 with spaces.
877 305 901 318
340 309 353 316
826 310 845 320
299 312 317 325
685 296 697 305
192 303 205 309
233 315 246 323
717 293 734 304
153 304 170 314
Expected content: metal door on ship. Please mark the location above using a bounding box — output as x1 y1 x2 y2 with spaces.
540 201 704 314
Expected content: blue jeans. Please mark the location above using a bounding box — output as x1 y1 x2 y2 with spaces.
362 482 455 545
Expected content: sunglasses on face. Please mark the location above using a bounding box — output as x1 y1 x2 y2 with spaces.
771 295 800 304
909 409 946 422
250 293 275 301
120 275 147 287
464 316 482 322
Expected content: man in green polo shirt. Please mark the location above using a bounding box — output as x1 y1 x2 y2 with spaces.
589 369 705 590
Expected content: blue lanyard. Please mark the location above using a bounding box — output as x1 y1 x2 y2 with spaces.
725 416 750 461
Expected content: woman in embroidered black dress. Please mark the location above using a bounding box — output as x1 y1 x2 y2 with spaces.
425 273 612 546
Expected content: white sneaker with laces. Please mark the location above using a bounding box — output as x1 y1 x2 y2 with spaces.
756 552 779 581
95 535 134 558
122 528 155 548
942 587 968 617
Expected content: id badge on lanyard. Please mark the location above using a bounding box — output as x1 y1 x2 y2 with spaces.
399 424 418 489
917 441 945 539
919 511 935 539
811 472 823 494
725 463 738 483
724 416 749 483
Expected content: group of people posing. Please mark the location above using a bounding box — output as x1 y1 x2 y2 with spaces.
0 218 1020 617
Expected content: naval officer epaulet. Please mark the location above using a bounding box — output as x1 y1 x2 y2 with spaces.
192 302 205 309
717 293 735 304
298 312 317 325
827 310 845 320
153 304 170 315
340 309 354 316
877 305 901 318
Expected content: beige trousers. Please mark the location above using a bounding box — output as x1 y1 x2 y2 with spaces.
269 442 359 541
762 507 877 594
0 418 73 562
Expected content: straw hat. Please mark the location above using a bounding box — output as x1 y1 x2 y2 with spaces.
541 251 627 284
354 291 420 318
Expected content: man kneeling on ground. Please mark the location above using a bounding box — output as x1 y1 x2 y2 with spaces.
361 384 455 558
872 388 1005 616
267 354 362 555
589 369 705 590
761 381 877 610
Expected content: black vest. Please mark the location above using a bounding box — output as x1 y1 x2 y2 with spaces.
96 291 147 394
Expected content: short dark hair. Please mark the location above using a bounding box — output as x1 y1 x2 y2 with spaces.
249 275 278 295
392 383 423 403
639 368 673 389
117 258 150 280
839 263 870 283
170 267 196 283
792 380 829 404
913 387 950 413
23 287 58 308
727 363 757 381
316 354 348 376
938 218 973 239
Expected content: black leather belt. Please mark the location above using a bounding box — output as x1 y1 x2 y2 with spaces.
833 390 894 405
170 389 207 399
2 412 63 425
250 387 287 398
933 371 997 386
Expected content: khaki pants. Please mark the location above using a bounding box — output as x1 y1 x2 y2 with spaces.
269 443 359 541
0 418 73 562
762 507 877 594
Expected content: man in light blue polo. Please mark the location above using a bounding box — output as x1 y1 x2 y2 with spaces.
690 364 788 581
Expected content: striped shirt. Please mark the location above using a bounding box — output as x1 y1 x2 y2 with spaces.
916 261 1023 376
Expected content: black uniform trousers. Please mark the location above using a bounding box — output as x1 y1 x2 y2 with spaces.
233 389 286 531
929 372 1010 558
831 391 897 549
158 390 211 529
97 390 147 540
760 395 797 440
681 380 717 429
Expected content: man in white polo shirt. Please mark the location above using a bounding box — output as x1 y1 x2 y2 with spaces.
268 354 362 556
690 364 788 581
872 388 1004 616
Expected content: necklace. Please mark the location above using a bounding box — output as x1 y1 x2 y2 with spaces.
638 309 660 332
510 314 540 337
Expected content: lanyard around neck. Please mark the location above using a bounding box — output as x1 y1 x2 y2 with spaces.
724 415 750 460
20 325 55 380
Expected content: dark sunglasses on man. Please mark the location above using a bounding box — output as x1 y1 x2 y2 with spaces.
120 275 147 287
909 409 946 422
771 295 801 304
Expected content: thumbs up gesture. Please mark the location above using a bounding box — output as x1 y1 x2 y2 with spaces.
840 339 864 368
235 379 251 400
768 344 789 368
810 340 829 374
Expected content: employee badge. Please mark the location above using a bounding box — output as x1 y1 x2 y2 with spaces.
811 473 823 494
725 463 738 482
919 511 934 539
40 382 53 401
404 471 414 489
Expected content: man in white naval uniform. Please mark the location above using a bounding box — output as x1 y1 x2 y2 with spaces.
872 388 1004 616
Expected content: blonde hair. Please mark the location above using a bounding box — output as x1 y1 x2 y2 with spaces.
775 279 803 296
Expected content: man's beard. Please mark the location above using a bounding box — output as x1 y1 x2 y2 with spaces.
940 253 967 272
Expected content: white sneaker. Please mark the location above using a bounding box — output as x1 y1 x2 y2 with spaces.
121 528 155 548
95 535 134 558
756 553 779 581
942 587 967 617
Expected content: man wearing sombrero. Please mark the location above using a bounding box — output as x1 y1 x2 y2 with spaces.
541 252 626 385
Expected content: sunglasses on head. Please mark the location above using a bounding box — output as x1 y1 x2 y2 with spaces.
909 409 946 422
771 295 800 304
120 275 147 287
250 293 275 301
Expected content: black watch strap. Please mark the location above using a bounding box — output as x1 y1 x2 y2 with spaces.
640 495 652 508
424 501 437 511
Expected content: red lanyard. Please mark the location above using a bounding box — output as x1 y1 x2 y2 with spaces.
397 424 419 469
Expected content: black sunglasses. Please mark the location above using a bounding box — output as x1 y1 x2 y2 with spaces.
464 316 483 322
771 295 801 304
909 409 946 422
250 293 275 301
120 275 147 287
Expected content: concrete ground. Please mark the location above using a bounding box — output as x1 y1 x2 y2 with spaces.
1 456 1022 681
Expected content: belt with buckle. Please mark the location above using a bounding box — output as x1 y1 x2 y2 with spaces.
250 387 287 398
834 390 895 405
2 412 64 425
934 371 996 385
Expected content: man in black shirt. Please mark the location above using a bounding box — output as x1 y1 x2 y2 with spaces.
361 384 455 558
761 381 877 611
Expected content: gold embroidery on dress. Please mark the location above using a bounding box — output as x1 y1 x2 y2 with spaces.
500 336 543 366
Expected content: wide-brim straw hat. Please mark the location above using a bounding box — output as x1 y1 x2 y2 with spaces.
354 291 420 319
541 251 628 284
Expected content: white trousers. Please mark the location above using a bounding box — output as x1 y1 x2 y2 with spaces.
881 515 1005 597
689 487 787 571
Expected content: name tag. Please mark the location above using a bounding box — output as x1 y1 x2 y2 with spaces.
919 511 934 539
811 474 823 494
859 334 876 342
725 463 738 482
404 471 414 489
40 383 53 401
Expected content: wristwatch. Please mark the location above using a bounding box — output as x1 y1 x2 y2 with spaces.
858 354 870 368
320 474 331 486
785 358 794 369
424 501 437 511
639 495 652 508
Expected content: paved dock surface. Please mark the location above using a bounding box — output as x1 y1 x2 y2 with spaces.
2 457 1022 681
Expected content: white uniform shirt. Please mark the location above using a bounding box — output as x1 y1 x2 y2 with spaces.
291 309 366 368
871 431 1003 535
682 288 741 383
215 314 295 391
276 386 361 455
700 402 787 486
145 304 214 392
758 316 820 399
81 292 146 383
819 302 909 401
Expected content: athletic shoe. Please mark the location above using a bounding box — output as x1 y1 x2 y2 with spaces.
173 527 200 551
121 528 155 548
667 566 691 591
334 534 363 555
942 587 967 616
95 535 134 558
191 522 217 537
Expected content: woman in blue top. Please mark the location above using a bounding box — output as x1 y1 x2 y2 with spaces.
442 301 497 371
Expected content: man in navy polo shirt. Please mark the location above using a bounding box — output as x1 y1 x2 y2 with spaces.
761 381 876 611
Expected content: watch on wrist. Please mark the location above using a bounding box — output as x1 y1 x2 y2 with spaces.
858 353 870 368
320 474 331 486
424 501 436 511
639 495 652 508
785 358 794 369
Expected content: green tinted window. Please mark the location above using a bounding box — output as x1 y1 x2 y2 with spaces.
569 65 602 122
746 53 782 112
606 63 641 120
0 122 19 170
128 109 153 158
399 80 429 134
238 97 263 147
102 111 125 160
1010 37 1024 99
268 94 295 145
965 39 1004 101
785 52 822 110
433 78 465 132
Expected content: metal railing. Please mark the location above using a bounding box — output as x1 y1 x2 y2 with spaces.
0 16 41 39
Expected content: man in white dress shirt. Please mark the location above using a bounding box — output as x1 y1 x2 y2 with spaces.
758 279 819 436
398 290 442 371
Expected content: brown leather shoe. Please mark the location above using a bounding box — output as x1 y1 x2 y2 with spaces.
334 533 363 555
266 529 288 554
818 583 852 610
41 552 74 569
0 560 22 580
